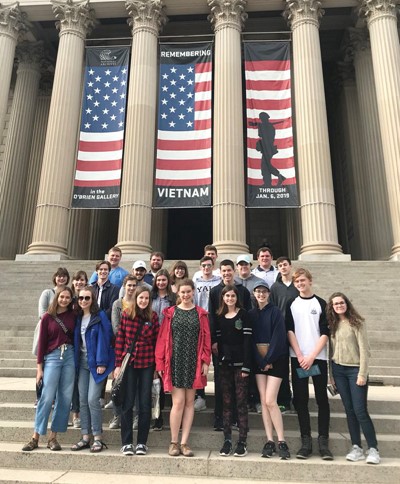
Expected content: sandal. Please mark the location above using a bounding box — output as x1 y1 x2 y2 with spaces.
90 440 108 453
71 438 90 451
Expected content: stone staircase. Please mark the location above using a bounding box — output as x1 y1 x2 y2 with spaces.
0 260 399 482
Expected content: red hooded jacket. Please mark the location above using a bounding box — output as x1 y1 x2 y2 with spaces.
155 305 211 392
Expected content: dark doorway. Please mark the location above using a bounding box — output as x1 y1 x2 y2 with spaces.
167 208 212 259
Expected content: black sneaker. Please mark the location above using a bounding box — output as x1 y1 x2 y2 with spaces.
219 439 232 456
121 444 134 456
213 416 223 431
278 441 291 460
261 440 276 458
296 435 312 460
233 441 247 457
318 435 333 461
152 417 163 431
135 443 148 455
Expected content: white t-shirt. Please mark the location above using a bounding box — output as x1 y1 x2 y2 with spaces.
80 314 91 351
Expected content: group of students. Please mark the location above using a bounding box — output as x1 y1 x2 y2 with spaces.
22 244 380 465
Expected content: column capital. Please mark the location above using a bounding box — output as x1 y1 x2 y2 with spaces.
16 41 44 70
0 2 29 41
125 0 167 36
283 0 324 30
51 0 96 39
345 27 371 61
207 0 247 33
358 0 398 26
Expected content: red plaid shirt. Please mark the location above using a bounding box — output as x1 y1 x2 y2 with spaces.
115 311 159 368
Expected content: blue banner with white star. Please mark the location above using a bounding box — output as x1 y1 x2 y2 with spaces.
154 43 212 208
72 47 130 208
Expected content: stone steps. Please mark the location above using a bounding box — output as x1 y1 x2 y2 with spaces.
1 443 399 483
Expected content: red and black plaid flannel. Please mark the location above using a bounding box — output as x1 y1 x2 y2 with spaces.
115 311 159 368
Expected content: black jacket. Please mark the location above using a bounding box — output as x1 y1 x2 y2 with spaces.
91 279 119 321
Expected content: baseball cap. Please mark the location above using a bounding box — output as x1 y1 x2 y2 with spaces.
133 260 146 270
253 280 270 291
236 254 252 265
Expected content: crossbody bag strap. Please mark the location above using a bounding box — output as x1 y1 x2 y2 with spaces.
126 319 145 357
53 315 69 335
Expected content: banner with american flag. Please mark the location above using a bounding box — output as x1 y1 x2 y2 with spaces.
71 47 130 208
245 42 298 208
154 43 212 208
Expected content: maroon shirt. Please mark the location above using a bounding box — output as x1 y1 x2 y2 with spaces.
37 310 75 364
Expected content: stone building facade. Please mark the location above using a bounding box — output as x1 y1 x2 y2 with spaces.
0 0 399 261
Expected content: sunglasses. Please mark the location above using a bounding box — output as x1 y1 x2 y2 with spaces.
78 296 91 301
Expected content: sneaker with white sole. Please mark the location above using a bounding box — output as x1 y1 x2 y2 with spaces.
104 400 114 409
121 444 134 456
194 396 207 412
72 418 81 429
109 415 120 429
255 403 262 414
346 445 364 462
219 439 232 456
233 440 247 457
135 444 148 455
133 415 139 430
366 447 380 465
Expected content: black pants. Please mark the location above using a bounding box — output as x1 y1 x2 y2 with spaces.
291 358 330 437
121 365 153 446
212 353 223 418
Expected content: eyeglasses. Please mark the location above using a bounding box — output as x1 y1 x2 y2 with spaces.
78 296 91 301
201 264 212 268
333 302 346 307
254 290 268 295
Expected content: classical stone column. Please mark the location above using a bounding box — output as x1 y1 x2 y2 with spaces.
67 209 91 259
208 0 248 254
0 2 28 134
26 0 95 257
337 61 371 259
18 88 52 254
346 28 393 259
117 0 167 255
359 0 400 259
150 209 167 252
0 41 43 259
284 0 346 259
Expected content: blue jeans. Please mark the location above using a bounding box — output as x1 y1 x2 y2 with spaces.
34 345 75 435
332 361 378 449
121 365 153 446
78 352 103 436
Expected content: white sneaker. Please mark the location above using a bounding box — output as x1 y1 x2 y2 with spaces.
109 415 121 429
105 400 114 409
366 447 380 465
194 396 207 412
255 403 262 414
346 445 364 462
133 415 139 430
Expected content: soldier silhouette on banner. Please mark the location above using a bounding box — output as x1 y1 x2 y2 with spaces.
252 111 286 187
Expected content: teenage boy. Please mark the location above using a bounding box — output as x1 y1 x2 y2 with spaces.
270 257 299 413
286 268 333 461
251 247 278 288
89 246 129 289
208 260 252 430
119 260 151 297
192 244 221 281
235 254 264 295
193 256 221 411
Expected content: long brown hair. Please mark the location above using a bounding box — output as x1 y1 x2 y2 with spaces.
47 286 74 317
169 260 189 284
125 286 152 321
326 292 364 337
175 278 195 305
217 284 241 316
152 269 174 299
77 286 100 316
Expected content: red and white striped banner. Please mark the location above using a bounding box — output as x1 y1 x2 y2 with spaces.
245 42 298 207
